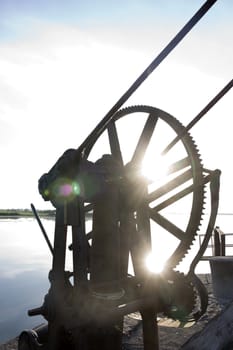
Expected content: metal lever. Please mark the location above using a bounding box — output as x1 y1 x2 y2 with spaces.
31 203 54 255
78 0 218 154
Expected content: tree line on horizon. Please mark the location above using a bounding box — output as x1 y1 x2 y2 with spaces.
0 208 56 217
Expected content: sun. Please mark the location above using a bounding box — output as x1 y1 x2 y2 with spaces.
145 252 166 274
141 153 170 183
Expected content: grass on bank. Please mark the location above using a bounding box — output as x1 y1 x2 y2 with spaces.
0 209 55 217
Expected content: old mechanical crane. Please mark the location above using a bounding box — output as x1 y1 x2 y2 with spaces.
18 0 232 349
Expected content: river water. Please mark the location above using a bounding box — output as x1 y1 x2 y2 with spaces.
0 214 233 344
0 217 53 344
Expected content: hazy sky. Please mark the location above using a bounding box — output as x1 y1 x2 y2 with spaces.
0 0 232 212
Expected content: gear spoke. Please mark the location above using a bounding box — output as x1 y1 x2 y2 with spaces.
152 173 212 212
167 156 190 175
107 121 124 165
149 209 185 240
147 169 193 203
152 184 194 212
131 113 158 165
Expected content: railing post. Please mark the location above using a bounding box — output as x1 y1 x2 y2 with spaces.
214 226 226 257
221 234 226 256
214 227 221 256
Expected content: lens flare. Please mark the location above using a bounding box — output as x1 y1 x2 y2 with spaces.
52 178 80 202
43 189 50 198
59 183 72 197
72 182 80 195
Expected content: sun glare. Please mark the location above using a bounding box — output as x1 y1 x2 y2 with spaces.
142 153 170 183
145 252 166 274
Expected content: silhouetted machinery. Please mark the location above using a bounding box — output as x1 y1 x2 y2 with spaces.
18 1 232 349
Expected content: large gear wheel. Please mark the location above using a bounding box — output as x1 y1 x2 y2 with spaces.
81 105 206 273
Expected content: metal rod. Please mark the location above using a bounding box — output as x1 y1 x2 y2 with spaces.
31 203 54 255
162 78 233 155
186 78 233 131
78 0 217 154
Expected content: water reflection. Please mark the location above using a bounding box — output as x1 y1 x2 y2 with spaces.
0 218 53 344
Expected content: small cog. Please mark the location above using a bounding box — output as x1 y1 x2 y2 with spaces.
160 270 196 322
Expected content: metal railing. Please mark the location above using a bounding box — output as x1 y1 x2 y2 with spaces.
199 226 233 260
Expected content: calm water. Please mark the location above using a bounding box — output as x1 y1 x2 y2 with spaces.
0 218 54 344
0 214 233 344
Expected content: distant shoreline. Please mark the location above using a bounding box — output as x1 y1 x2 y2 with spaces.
0 209 55 218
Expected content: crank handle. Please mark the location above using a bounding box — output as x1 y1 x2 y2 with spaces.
28 306 45 317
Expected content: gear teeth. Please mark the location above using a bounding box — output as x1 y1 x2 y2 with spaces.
162 271 196 322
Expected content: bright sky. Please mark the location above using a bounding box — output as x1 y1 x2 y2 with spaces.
0 0 232 212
